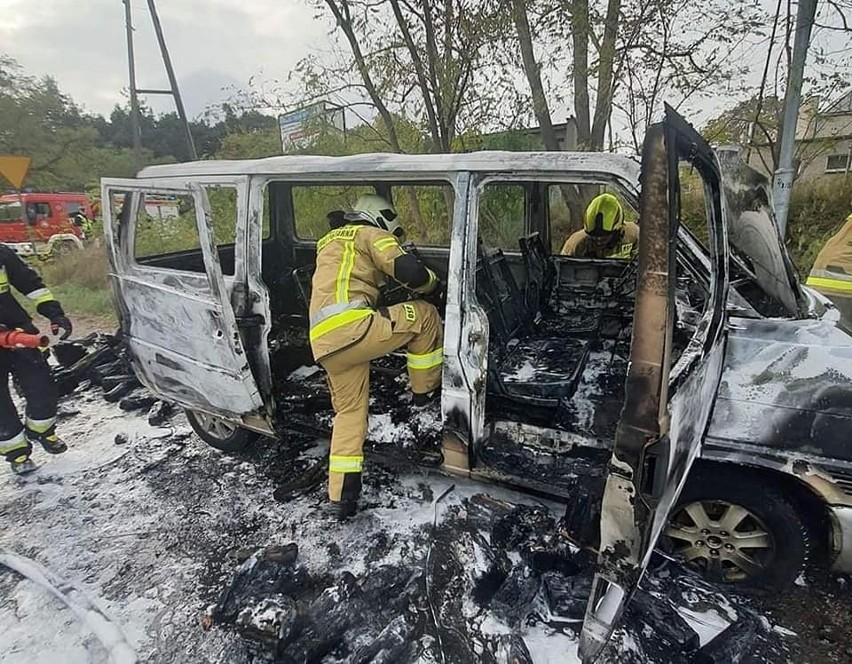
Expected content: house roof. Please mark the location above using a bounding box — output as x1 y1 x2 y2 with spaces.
822 90 852 116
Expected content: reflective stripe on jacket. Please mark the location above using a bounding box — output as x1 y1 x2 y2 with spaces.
807 214 852 297
0 245 63 332
309 223 433 362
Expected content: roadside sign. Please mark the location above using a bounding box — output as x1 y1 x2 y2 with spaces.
0 156 32 189
278 102 345 152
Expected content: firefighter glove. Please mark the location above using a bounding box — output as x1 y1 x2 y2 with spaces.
50 315 72 340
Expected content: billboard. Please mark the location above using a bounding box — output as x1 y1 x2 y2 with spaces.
278 102 345 152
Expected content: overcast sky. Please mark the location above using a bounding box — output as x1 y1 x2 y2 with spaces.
1 0 849 132
0 0 328 117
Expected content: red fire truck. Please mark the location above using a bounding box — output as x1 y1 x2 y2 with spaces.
0 192 94 256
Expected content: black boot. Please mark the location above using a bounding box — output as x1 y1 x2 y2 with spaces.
412 388 441 409
324 500 358 521
26 427 67 455
10 457 37 474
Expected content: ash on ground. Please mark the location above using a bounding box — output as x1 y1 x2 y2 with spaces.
0 340 841 663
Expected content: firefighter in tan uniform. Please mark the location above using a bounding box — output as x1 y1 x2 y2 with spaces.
561 193 639 259
806 212 852 324
310 194 443 519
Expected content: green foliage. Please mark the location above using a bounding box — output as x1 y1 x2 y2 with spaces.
0 56 281 193
702 96 783 146
394 185 453 245
15 243 115 320
292 184 374 239
679 167 710 246
680 167 852 277
786 177 852 277
216 129 282 159
39 242 110 291
479 184 525 249
132 186 239 258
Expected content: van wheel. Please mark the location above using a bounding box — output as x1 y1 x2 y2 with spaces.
662 468 809 590
185 409 258 454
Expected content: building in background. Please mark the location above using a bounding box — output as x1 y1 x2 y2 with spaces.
747 92 852 181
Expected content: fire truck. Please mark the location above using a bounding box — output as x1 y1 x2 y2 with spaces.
0 192 93 257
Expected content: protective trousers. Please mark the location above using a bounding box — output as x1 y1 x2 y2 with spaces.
0 348 58 464
321 300 443 502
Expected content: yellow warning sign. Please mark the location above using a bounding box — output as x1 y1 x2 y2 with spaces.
0 155 32 189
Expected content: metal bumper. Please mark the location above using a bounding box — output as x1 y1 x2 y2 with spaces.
829 505 852 573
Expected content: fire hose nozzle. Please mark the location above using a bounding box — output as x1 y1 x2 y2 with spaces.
0 330 49 349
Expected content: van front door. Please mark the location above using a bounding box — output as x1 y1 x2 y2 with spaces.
579 107 731 662
102 178 264 421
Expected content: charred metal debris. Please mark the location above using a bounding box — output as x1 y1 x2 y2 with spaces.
208 494 790 664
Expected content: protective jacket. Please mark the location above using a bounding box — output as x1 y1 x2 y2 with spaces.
560 221 640 259
0 245 65 467
309 223 437 362
807 213 852 322
0 244 64 332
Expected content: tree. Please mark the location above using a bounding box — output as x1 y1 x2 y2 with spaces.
240 0 517 155
509 0 765 154
700 0 852 180
0 56 95 189
0 55 280 192
702 91 851 177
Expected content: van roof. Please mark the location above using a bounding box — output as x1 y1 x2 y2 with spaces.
137 150 640 184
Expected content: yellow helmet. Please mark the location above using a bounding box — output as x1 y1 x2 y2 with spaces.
584 193 624 236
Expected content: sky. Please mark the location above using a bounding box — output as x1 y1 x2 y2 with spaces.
0 0 848 135
0 0 329 118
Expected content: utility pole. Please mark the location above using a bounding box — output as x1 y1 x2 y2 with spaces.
123 0 143 172
122 0 197 168
773 0 817 237
147 0 197 160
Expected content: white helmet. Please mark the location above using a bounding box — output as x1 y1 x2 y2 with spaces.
347 194 404 239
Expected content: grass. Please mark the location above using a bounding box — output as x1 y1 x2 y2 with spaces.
17 242 118 327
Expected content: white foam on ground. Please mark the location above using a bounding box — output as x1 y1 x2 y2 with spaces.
677 606 732 647
0 550 137 663
521 623 581 663
0 380 791 663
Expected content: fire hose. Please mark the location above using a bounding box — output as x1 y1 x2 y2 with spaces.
0 330 49 349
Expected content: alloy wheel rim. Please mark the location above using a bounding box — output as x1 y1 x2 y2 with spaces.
193 412 237 440
664 500 774 582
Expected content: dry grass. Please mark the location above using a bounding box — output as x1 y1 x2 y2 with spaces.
40 241 111 291
16 243 116 323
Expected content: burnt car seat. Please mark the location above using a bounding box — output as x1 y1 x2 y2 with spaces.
475 240 589 408
518 232 555 322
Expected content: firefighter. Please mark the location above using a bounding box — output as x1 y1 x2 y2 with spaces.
561 193 639 259
72 209 93 239
0 245 72 474
807 211 852 324
310 194 443 520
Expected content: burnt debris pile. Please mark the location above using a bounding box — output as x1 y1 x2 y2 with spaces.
210 493 785 663
51 333 173 423
273 355 443 453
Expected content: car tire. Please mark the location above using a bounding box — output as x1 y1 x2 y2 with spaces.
663 466 809 590
185 409 259 454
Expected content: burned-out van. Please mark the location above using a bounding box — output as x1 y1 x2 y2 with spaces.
102 107 852 660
